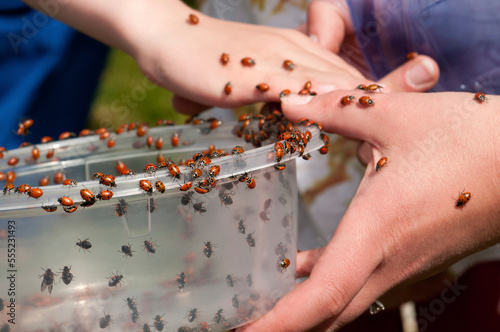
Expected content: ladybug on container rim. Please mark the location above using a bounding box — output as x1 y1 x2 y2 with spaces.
140 179 153 195
28 187 44 199
97 189 113 200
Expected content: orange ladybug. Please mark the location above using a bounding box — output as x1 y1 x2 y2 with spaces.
224 82 232 95
256 83 269 92
359 96 375 106
341 95 355 105
220 53 229 65
456 191 471 208
474 92 486 103
279 258 290 270
376 157 388 172
188 14 199 24
241 57 256 67
283 60 294 71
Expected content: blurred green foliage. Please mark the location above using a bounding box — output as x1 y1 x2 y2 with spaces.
87 49 187 130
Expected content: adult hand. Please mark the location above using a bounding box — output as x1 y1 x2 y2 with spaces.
238 89 500 331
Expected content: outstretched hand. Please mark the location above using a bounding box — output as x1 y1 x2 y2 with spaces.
237 86 500 331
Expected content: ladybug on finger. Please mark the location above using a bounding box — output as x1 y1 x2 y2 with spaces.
455 191 472 208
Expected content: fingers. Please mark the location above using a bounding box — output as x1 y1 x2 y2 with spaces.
237 205 383 332
307 0 349 53
379 55 439 92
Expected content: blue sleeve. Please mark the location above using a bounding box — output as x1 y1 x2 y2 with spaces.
347 0 500 93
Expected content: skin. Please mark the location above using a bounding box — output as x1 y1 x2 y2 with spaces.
237 1 500 331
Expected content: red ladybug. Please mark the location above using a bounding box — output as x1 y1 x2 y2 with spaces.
356 84 368 90
188 14 199 24
406 51 418 60
42 204 58 212
28 187 43 199
80 189 96 203
58 196 74 206
280 89 291 98
15 184 31 194
366 84 383 92
155 137 164 150
456 191 472 208
376 157 388 172
39 175 50 186
107 137 116 149
359 96 375 106
208 165 220 177
274 142 284 162
145 135 154 148
155 180 166 193
32 147 40 160
64 204 79 213
97 189 114 200
231 146 244 155
241 57 256 67
224 82 232 95
6 171 15 183
46 148 55 159
63 179 77 187
171 132 179 147
283 60 294 71
256 83 270 92
246 177 256 190
100 174 116 187
279 258 290 270
144 163 156 174
304 81 312 90
140 179 153 194
220 53 229 65
3 183 15 195
475 92 486 103
7 157 18 166
179 181 193 191
168 163 181 180
341 95 355 105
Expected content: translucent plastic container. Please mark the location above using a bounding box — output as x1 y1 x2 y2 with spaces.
0 117 325 331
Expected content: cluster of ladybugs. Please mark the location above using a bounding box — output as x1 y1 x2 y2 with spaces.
353 85 484 209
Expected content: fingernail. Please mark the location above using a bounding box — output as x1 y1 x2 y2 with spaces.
406 58 436 88
281 94 314 105
309 34 318 43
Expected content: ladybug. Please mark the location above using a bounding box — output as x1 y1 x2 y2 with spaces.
80 188 96 203
32 147 40 160
279 257 291 270
191 168 203 179
274 142 284 162
99 131 110 140
356 84 368 90
60 265 74 285
209 118 221 130
120 168 136 176
42 204 58 212
99 313 112 329
193 201 207 214
180 181 193 191
59 131 76 140
4 183 17 195
168 163 181 180
153 137 164 150
241 57 256 67
359 96 375 106
144 238 157 254
176 272 187 290
181 191 194 206
39 268 55 294
107 273 124 287
256 83 270 92
185 159 196 168
76 238 92 252
220 53 229 65
341 95 355 105
136 123 149 137
91 172 103 181
15 184 31 194
214 309 224 324
456 191 472 208
126 297 138 312
171 132 179 147
475 92 486 103
208 165 220 177
231 146 244 155
28 187 44 199
280 89 291 98
187 308 198 322
274 163 286 171
144 163 156 174
17 118 33 136
7 157 18 166
115 199 128 217
6 171 16 183
376 157 388 172
406 51 418 60
298 89 310 95
188 13 199 24
153 314 166 331
115 160 127 174
155 180 166 193
96 189 113 200
99 174 116 187
46 148 55 159
58 196 74 206
226 274 235 287
40 136 53 143
283 59 294 71
224 82 232 95
247 177 256 189
197 156 211 167
62 179 77 187
119 244 134 258
146 135 154 148
304 81 312 90
140 179 153 194
246 232 256 248
366 84 383 92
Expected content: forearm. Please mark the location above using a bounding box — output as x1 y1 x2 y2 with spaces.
21 0 191 57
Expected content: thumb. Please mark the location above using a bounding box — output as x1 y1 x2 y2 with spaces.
379 55 440 92
307 0 349 53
